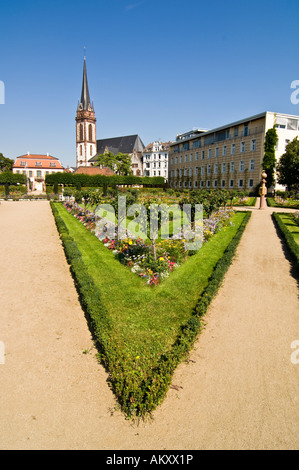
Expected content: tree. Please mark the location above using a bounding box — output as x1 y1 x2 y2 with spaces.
96 151 133 176
0 153 14 173
276 137 299 191
263 127 278 189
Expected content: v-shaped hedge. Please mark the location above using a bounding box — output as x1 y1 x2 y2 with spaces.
51 202 251 418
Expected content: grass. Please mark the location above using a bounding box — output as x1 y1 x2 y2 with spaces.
272 213 299 268
53 202 250 416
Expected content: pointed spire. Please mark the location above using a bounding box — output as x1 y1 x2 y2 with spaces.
79 55 93 111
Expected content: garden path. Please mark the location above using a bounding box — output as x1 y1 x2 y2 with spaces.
0 200 298 450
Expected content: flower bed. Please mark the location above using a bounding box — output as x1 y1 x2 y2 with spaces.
63 202 235 286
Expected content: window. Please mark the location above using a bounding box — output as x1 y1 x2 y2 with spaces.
195 152 199 161
251 139 256 151
201 166 205 176
239 161 245 172
180 156 183 164
206 180 211 188
239 179 244 188
20 161 26 167
214 180 218 188
221 180 226 188
90 145 93 156
215 147 219 157
50 162 56 167
234 127 239 137
35 162 42 167
189 168 193 177
200 181 205 188
241 142 246 153
222 163 227 174
214 163 218 174
208 149 212 159
171 157 174 165
189 181 192 188
230 162 235 173
184 168 187 176
175 156 178 164
244 124 249 136
185 155 188 163
229 180 234 188
80 146 82 156
223 146 227 157
37 170 42 177
201 150 205 160
231 144 236 155
29 171 32 177
194 181 198 188
207 164 212 175
190 154 193 162
250 159 255 171
89 124 93 141
195 167 199 176
184 181 188 188
249 179 254 188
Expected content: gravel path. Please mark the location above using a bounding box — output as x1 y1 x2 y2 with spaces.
0 200 298 450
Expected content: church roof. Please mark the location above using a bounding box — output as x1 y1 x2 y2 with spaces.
89 135 145 163
78 57 93 111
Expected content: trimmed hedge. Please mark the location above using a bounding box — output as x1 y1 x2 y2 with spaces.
0 172 26 185
46 172 165 187
272 212 299 268
51 202 251 417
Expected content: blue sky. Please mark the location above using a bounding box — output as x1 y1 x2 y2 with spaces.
1 0 299 168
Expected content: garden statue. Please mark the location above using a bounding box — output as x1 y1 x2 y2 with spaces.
259 171 268 209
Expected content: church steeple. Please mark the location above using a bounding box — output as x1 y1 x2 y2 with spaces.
78 57 93 111
76 56 97 168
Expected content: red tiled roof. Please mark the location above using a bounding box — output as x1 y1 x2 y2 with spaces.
13 154 64 170
74 166 115 176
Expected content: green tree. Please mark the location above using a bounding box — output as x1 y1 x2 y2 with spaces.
96 151 133 176
0 153 14 172
263 127 278 189
276 137 299 191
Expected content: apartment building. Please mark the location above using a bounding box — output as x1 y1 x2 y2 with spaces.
168 112 299 191
143 141 171 181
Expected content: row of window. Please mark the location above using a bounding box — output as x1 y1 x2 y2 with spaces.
19 161 56 167
170 160 255 178
171 179 255 189
78 123 94 142
145 162 168 169
171 140 257 165
143 153 168 160
15 170 57 177
79 144 94 157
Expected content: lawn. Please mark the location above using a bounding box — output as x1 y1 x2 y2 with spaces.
53 202 251 416
272 213 299 266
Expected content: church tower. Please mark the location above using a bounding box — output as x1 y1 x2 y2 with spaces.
76 57 97 167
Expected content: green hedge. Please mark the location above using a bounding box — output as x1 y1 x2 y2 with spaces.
272 213 299 267
51 202 251 417
46 172 165 187
0 172 26 185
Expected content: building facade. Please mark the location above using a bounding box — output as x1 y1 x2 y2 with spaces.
13 154 64 191
168 112 299 191
143 141 171 181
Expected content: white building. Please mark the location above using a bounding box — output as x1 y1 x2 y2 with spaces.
143 141 172 181
13 153 65 192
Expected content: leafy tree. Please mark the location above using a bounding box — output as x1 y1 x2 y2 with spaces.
263 127 278 189
96 151 133 176
0 153 14 172
276 137 299 191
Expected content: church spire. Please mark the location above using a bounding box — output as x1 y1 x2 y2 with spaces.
78 56 93 111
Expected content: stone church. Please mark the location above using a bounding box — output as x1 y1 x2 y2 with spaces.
75 58 145 176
